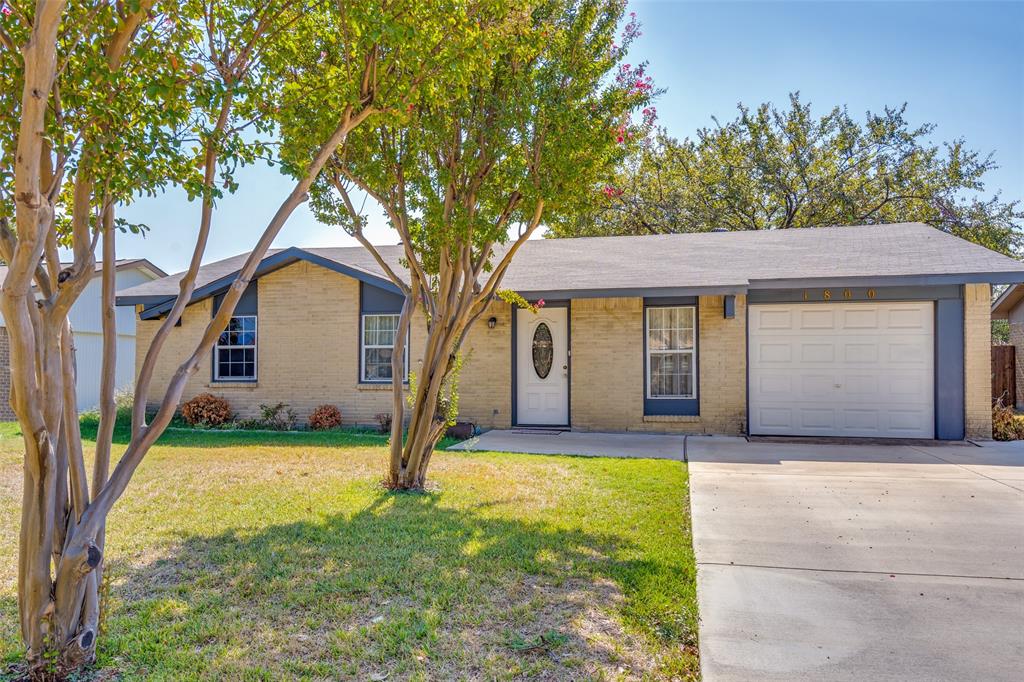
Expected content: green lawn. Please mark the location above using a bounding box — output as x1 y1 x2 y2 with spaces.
0 423 699 681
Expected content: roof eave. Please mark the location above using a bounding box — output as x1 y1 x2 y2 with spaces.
514 284 748 299
992 283 1023 319
749 271 1024 290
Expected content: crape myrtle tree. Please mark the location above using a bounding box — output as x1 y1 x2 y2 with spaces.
287 0 656 490
555 93 1023 256
0 0 478 676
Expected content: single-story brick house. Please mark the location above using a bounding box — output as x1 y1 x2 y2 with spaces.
117 222 1024 440
991 284 1024 408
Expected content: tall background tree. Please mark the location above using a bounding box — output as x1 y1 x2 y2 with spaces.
0 0 474 676
553 93 1022 256
284 0 655 490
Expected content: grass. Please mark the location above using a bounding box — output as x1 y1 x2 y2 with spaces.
0 421 699 681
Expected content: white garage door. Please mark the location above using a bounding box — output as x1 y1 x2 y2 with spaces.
749 302 935 438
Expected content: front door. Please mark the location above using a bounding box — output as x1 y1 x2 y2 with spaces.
516 306 569 425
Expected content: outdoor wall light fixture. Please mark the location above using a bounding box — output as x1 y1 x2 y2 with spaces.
487 316 498 329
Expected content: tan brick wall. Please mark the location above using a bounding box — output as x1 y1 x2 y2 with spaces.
1010 323 1024 409
694 295 747 435
456 301 512 429
136 260 513 429
139 279 749 435
570 297 645 430
135 297 213 409
569 295 747 435
725 292 994 442
964 283 992 439
137 261 428 426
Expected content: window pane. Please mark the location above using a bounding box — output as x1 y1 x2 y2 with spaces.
648 306 695 351
650 352 693 397
362 315 407 381
364 347 394 381
216 320 256 380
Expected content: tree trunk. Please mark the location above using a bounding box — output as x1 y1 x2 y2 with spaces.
386 297 468 490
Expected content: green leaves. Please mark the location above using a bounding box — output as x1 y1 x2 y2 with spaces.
288 0 654 275
560 93 1022 256
0 0 311 238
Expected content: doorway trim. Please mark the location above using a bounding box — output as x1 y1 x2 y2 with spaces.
511 300 571 427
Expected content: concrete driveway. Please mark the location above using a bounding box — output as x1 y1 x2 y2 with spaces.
688 437 1024 682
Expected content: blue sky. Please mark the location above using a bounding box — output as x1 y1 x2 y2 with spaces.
114 0 1024 273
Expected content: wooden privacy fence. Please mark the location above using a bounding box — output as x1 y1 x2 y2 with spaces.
992 345 1016 406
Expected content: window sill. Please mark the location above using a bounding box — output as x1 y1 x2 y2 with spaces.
356 382 410 391
643 414 700 423
207 381 259 389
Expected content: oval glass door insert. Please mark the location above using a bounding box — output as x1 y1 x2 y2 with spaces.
532 323 553 379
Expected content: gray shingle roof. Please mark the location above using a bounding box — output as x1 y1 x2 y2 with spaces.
117 222 1024 304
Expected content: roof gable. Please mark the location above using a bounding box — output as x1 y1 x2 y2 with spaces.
120 247 400 319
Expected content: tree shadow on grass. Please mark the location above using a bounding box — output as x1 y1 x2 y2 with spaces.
101 491 699 680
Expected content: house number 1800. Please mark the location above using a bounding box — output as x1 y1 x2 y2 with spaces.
803 288 876 301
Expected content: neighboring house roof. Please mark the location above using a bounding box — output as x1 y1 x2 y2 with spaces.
0 258 167 328
0 257 167 285
118 222 1024 316
992 284 1023 319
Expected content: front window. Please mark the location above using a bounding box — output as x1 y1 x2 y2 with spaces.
215 315 257 381
361 313 409 382
647 306 695 398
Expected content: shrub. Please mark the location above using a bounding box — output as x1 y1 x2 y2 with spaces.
992 398 1024 441
309 404 343 431
181 393 232 427
375 412 392 435
258 402 298 431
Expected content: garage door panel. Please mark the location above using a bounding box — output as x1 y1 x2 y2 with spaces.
802 374 838 396
756 372 794 395
842 409 879 430
749 302 934 439
887 306 929 329
800 342 835 362
843 342 879 363
842 308 879 329
756 308 793 329
800 408 836 429
799 308 836 329
757 342 792 363
887 340 930 364
757 406 794 429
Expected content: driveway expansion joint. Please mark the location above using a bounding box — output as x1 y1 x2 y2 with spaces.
696 560 1024 581
907 444 1024 493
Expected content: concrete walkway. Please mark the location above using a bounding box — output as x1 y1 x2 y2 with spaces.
447 429 686 459
688 437 1024 681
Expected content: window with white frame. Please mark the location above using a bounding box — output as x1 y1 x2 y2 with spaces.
214 315 257 381
361 313 409 382
646 306 696 398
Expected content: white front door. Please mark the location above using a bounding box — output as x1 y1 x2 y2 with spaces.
748 301 935 438
516 306 569 425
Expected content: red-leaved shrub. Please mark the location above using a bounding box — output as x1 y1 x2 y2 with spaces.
181 393 232 427
309 404 343 431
